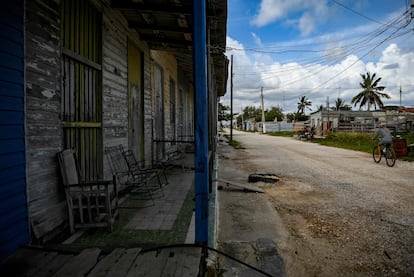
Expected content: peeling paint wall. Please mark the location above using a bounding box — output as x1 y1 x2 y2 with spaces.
151 51 194 156
23 0 196 241
25 0 66 240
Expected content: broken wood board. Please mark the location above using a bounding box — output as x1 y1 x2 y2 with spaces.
216 179 264 193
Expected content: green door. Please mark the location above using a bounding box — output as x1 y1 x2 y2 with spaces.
128 40 145 161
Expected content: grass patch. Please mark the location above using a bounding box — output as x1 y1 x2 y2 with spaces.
223 134 244 149
72 185 195 249
266 131 296 137
311 132 414 161
315 132 373 153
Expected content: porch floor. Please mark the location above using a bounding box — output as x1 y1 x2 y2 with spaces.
0 154 200 276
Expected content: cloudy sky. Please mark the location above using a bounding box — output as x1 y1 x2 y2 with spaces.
222 0 414 114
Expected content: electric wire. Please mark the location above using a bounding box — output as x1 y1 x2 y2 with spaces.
227 9 411 90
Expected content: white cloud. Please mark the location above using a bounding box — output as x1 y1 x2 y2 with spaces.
223 38 414 114
251 0 330 36
251 32 263 47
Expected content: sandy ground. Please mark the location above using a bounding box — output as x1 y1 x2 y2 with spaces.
216 130 414 277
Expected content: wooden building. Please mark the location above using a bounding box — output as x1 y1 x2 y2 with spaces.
0 0 228 260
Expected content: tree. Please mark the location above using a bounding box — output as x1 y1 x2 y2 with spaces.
241 106 262 122
317 104 325 112
334 97 345 111
218 102 231 121
265 106 283 122
297 96 312 115
351 72 390 111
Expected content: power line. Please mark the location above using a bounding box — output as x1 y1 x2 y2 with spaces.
331 0 398 27
229 10 411 89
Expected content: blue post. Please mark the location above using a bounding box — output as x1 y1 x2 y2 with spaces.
193 0 209 244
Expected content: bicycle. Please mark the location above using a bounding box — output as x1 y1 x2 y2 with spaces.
372 140 396 167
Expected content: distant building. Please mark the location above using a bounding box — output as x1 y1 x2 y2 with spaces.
309 107 414 135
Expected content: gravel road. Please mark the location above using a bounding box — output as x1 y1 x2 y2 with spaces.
217 130 414 277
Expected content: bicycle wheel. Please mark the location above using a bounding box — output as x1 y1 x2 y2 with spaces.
385 147 396 167
372 146 381 163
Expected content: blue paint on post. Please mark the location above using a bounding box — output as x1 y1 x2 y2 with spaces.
193 0 209 244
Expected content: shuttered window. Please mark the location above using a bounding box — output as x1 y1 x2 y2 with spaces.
61 0 102 180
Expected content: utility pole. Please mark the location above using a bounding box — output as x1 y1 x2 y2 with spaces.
326 96 330 135
261 87 265 133
230 55 233 141
411 0 414 18
400 84 402 108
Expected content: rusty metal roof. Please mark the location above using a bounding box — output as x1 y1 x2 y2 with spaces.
111 0 228 97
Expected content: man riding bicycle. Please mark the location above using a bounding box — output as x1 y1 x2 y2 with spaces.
374 122 392 152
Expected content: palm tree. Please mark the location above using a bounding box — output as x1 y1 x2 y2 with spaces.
334 97 345 111
297 96 312 115
351 72 390 111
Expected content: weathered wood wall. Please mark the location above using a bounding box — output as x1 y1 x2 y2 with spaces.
25 0 67 241
100 6 156 178
23 0 196 241
151 51 177 151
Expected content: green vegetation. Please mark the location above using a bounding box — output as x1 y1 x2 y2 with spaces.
267 131 296 137
223 134 244 149
312 132 414 161
232 130 414 161
312 132 374 153
351 72 390 111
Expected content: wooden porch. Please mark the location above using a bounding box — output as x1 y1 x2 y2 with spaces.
0 245 203 277
0 154 201 276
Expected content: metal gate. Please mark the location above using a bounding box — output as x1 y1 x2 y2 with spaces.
61 0 103 180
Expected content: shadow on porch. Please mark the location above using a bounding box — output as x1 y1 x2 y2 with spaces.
0 154 202 276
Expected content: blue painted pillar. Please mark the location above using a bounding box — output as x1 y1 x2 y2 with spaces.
193 0 209 244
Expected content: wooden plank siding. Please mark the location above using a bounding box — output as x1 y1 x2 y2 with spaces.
21 0 197 247
0 0 30 260
25 0 65 241
151 51 178 147
0 247 202 276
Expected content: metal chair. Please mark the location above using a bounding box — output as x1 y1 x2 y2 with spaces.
105 145 158 206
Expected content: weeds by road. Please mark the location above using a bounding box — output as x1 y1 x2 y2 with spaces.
266 131 414 161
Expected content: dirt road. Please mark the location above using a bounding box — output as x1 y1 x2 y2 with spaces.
216 130 414 277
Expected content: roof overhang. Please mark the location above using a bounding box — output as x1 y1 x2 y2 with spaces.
111 0 228 97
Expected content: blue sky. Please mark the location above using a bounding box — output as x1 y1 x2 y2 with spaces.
223 0 414 114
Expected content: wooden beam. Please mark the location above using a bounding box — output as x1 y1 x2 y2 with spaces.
111 1 192 15
139 34 192 44
129 22 191 33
